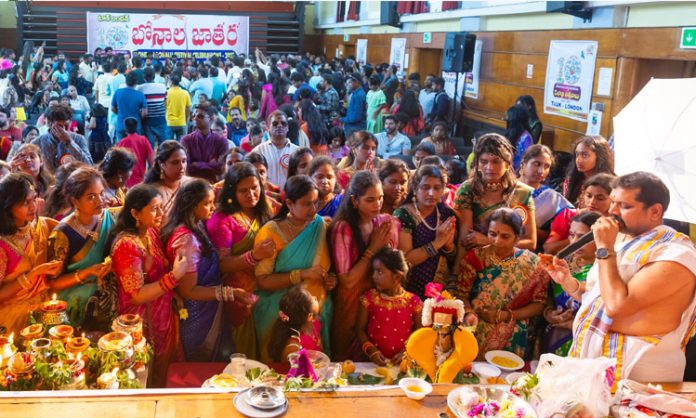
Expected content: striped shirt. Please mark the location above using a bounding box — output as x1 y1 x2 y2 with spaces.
251 139 299 187
136 82 167 119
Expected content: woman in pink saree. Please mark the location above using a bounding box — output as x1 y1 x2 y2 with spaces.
328 171 400 361
207 163 274 360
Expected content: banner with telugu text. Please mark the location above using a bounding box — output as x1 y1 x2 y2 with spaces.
86 12 249 60
543 40 598 122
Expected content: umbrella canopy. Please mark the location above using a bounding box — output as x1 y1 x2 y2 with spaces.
613 77 696 224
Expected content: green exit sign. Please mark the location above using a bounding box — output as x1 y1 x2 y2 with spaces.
423 32 432 44
681 27 696 49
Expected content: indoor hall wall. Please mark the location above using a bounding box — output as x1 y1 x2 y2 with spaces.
314 27 695 152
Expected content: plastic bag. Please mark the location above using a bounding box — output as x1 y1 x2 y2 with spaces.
610 380 696 418
531 353 616 418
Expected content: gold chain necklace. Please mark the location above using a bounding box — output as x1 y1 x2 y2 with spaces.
489 249 517 269
5 223 33 251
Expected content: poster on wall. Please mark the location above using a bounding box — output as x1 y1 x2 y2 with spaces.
389 38 406 69
86 12 249 60
442 39 482 100
356 39 368 66
543 40 598 122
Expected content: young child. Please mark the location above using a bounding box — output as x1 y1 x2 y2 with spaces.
328 126 349 161
240 125 263 153
116 117 154 188
356 248 423 366
267 284 323 370
88 103 111 163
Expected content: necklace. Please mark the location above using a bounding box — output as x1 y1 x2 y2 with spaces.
413 203 440 232
4 223 33 251
484 181 504 192
70 215 100 241
380 288 405 300
489 248 517 269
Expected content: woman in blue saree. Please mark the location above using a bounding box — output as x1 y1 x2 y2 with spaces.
309 156 344 219
162 179 257 362
254 175 336 364
48 167 116 330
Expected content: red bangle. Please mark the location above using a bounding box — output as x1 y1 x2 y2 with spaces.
159 272 176 292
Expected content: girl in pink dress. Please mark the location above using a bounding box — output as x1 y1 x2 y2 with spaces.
356 248 422 366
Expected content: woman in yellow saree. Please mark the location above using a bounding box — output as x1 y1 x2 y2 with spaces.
0 173 62 335
254 175 336 364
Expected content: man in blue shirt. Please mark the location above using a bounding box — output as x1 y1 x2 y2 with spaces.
290 72 317 102
210 67 226 103
112 72 148 140
375 115 411 158
189 67 214 107
342 73 366 138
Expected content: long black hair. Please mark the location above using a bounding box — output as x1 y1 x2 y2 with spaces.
160 178 214 255
0 173 36 235
267 284 315 362
217 162 271 223
99 147 136 182
43 161 86 218
505 104 532 148
286 147 313 179
299 98 328 146
274 175 317 221
104 184 162 256
398 89 420 119
329 171 381 254
564 135 615 205
144 140 186 184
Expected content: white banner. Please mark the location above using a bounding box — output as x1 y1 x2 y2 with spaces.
442 39 482 100
86 12 249 60
389 38 406 69
356 39 367 66
543 40 598 122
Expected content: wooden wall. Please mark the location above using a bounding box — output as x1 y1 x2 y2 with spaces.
315 27 696 152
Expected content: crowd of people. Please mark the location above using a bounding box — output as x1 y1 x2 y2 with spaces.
0 45 694 387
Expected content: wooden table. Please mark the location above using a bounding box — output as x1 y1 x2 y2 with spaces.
2 382 694 418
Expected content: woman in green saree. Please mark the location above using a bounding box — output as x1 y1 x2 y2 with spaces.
207 162 275 360
253 175 336 364
47 167 116 330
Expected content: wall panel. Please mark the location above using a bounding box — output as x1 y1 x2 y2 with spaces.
314 26 693 152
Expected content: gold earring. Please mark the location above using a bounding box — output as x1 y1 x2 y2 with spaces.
160 170 164 180
135 217 140 228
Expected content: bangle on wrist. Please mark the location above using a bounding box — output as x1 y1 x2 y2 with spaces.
74 271 83 284
507 309 515 323
289 269 302 285
566 280 581 296
362 341 375 355
244 250 259 267
362 248 375 260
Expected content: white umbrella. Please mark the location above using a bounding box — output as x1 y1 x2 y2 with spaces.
613 77 696 224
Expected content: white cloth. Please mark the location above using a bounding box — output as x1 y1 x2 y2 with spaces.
573 225 696 382
251 139 299 187
94 73 114 108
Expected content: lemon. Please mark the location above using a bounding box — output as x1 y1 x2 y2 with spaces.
342 360 356 374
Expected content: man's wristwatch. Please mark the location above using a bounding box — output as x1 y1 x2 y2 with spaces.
595 248 616 259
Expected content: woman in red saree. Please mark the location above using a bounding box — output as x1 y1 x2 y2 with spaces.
0 173 61 336
108 184 187 387
328 171 400 361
